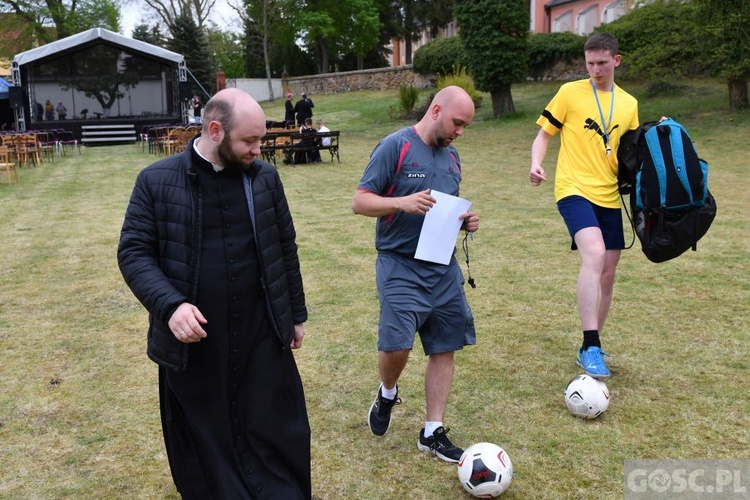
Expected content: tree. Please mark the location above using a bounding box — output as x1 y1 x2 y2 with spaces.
142 0 216 31
132 23 166 46
387 0 455 65
0 0 120 42
0 12 38 61
605 0 748 110
340 0 380 70
604 1 702 89
296 0 380 74
69 0 119 32
206 26 245 79
167 11 214 94
235 0 297 98
454 0 529 118
694 0 750 110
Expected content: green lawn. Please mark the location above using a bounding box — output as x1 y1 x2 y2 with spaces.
0 79 748 499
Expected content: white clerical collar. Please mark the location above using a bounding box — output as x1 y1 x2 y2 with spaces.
193 137 224 172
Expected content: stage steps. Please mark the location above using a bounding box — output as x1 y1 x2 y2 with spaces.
81 124 137 145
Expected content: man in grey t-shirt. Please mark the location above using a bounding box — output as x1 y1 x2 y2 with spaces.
352 86 479 464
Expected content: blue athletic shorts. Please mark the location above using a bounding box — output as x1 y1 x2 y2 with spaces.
375 253 476 355
557 195 625 250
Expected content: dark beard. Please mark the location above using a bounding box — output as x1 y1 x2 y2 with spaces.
217 134 253 173
436 134 452 147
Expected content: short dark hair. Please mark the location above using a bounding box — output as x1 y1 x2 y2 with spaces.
202 96 233 134
584 32 619 57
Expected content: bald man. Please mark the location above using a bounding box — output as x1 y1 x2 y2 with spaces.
118 88 311 498
352 86 479 463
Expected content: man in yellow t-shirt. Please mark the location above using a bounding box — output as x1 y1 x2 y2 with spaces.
529 33 639 379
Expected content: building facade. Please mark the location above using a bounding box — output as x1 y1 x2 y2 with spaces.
531 0 631 34
387 0 637 67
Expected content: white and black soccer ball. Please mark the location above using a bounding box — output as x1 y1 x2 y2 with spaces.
564 374 610 419
457 442 513 498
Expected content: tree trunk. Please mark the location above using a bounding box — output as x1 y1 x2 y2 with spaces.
490 85 515 119
262 0 274 101
728 78 748 111
316 36 330 74
405 33 413 65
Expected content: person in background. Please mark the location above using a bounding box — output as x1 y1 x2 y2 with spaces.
294 117 321 164
529 32 639 379
316 118 331 147
352 86 479 464
293 92 314 127
285 92 296 127
118 88 311 499
45 100 54 121
56 102 67 120
190 94 202 124
34 102 44 121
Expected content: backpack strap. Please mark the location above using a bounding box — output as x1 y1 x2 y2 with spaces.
643 126 669 208
645 119 696 209
666 122 695 207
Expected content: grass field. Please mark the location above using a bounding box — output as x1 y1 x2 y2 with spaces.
0 79 748 499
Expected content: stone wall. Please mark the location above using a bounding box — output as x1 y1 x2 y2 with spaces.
284 65 433 96
278 61 587 99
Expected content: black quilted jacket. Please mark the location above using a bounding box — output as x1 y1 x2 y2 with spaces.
117 138 307 372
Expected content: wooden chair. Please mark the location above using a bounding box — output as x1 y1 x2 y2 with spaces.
162 126 186 156
154 124 174 155
0 145 19 185
8 133 40 167
171 127 196 155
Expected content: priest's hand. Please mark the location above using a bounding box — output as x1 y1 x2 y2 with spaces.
169 302 208 343
290 324 305 349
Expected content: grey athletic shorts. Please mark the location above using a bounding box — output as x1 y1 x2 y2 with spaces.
376 253 476 355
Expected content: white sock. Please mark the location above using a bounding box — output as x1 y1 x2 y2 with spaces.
381 384 398 400
424 421 443 438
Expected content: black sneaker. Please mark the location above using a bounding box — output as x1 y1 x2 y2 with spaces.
417 426 464 463
367 384 401 436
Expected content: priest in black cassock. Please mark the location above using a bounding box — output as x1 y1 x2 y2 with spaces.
118 88 311 499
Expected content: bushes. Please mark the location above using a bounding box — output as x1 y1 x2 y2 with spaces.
394 65 483 121
390 83 424 120
413 36 468 77
437 65 483 109
397 84 421 118
602 0 703 86
527 32 586 80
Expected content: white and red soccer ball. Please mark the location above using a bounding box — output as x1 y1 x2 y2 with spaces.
457 442 513 498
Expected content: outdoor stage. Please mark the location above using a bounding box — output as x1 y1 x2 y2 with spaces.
27 115 184 145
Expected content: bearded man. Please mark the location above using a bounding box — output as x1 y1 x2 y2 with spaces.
118 88 311 499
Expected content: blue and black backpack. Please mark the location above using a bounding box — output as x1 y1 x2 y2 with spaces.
617 118 717 263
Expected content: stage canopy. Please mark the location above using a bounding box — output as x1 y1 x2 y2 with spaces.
12 27 186 125
13 28 184 67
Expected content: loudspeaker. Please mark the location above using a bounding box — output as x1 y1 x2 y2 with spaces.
179 81 192 101
8 86 23 108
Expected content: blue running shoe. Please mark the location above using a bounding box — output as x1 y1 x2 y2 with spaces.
577 346 611 378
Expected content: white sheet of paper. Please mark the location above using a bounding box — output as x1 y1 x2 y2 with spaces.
414 190 472 265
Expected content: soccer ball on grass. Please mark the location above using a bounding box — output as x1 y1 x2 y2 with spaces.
564 374 610 419
457 442 513 498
